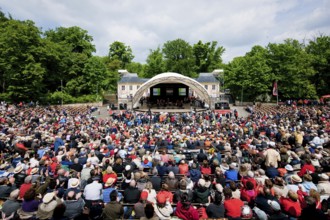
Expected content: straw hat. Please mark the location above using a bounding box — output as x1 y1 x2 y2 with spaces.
43 192 55 204
319 173 329 180
105 178 116 187
220 164 229 171
30 167 39 175
69 178 80 188
291 174 302 183
14 165 23 174
0 163 8 170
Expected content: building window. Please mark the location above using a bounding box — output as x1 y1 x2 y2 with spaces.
129 85 133 90
121 85 125 90
204 85 208 90
212 85 216 90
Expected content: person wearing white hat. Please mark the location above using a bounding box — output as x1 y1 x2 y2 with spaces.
284 164 295 183
286 174 305 193
13 165 26 188
36 192 61 220
103 177 123 204
267 200 288 219
194 178 210 204
317 173 330 196
67 178 81 190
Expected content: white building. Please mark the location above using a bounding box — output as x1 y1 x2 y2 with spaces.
117 70 221 109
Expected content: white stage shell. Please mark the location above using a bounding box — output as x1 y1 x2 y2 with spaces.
132 72 211 108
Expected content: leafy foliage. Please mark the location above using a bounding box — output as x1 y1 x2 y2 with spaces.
108 41 134 68
193 40 225 73
266 39 316 99
0 9 329 104
306 35 330 96
144 48 165 78
162 39 196 77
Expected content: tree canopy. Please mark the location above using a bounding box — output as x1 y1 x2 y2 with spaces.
0 9 329 104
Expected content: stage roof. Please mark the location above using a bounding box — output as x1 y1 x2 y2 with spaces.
132 72 212 108
118 72 218 84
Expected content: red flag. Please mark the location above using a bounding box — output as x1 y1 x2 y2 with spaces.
272 81 278 96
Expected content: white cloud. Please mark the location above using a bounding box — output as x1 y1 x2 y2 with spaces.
0 0 329 64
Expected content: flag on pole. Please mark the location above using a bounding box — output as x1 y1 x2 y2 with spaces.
272 80 278 96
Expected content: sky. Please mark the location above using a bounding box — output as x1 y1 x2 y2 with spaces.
1 0 329 64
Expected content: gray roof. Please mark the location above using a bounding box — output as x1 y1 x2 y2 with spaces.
118 73 148 84
195 73 219 83
119 72 219 84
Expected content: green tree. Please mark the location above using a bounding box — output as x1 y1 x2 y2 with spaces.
102 57 121 92
162 39 195 77
126 62 146 77
266 39 316 99
193 40 225 73
0 19 46 101
225 46 272 101
306 35 330 96
144 48 165 78
44 26 95 56
44 26 96 97
225 56 247 101
66 56 109 95
108 41 134 68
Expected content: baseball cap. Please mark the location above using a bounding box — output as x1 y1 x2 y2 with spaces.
268 200 281 211
157 194 166 204
140 191 148 200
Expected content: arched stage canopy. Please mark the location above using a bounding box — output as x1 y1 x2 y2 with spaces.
132 72 211 108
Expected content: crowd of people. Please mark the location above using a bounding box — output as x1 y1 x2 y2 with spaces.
0 102 329 220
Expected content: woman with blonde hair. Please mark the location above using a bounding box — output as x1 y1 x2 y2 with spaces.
142 181 157 204
309 189 322 209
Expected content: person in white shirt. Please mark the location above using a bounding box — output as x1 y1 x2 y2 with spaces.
286 174 306 193
83 176 103 202
87 151 100 165
118 147 127 159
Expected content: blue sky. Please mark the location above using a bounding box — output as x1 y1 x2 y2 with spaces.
1 0 329 63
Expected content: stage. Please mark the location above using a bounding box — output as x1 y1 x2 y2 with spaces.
133 103 208 113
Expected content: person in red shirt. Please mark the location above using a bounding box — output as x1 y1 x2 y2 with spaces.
200 160 211 175
156 183 174 204
103 166 117 184
19 176 32 199
240 180 257 205
178 160 189 175
280 190 302 218
223 188 244 219
175 193 199 220
49 158 58 174
241 171 257 189
298 159 315 177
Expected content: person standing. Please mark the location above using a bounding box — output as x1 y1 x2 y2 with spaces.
263 145 281 168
